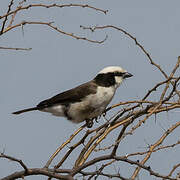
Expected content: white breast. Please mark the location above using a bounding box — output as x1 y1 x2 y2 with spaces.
90 86 115 108
68 86 116 123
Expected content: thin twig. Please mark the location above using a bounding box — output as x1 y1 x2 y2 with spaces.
168 163 180 177
2 21 107 44
0 0 14 35
126 140 180 158
44 125 85 168
0 3 108 20
0 46 32 50
80 25 168 78
131 120 180 179
0 153 28 172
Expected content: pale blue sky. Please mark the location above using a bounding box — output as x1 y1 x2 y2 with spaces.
0 0 180 179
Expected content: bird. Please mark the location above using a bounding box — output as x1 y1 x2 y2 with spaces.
12 66 133 128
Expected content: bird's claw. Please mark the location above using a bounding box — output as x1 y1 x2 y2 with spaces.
85 119 94 128
94 117 99 123
85 114 106 128
102 110 107 117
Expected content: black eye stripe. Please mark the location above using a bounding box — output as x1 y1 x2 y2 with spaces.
113 72 125 76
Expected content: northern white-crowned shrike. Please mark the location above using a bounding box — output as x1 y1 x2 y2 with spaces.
13 66 133 127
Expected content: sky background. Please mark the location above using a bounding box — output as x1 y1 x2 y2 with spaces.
0 0 180 179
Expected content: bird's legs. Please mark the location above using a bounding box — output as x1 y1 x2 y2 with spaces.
85 119 94 128
85 111 108 128
85 116 100 128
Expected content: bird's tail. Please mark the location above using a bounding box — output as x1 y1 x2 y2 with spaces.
12 107 38 115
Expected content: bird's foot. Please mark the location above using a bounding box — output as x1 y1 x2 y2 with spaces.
94 117 99 123
95 112 106 121
85 119 94 128
102 110 107 117
85 115 105 128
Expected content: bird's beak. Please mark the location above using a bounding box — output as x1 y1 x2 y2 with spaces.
123 72 133 79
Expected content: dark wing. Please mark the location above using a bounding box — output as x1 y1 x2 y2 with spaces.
37 81 97 109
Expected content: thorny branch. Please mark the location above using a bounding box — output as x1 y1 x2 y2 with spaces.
0 0 14 35
131 120 180 179
1 153 177 180
2 21 107 44
80 25 168 78
0 3 107 20
0 1 107 50
168 163 180 177
0 153 28 172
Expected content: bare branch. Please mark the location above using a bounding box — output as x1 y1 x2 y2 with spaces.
126 140 180 158
0 153 28 172
2 21 107 44
0 0 14 35
0 46 32 51
168 163 180 177
44 125 85 168
72 155 176 180
131 120 180 179
0 3 108 20
111 124 130 156
1 168 73 180
80 25 168 78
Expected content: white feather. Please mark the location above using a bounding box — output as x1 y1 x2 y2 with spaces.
42 106 65 117
68 86 116 123
98 66 126 74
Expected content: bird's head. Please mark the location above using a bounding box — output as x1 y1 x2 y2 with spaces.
94 66 133 88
